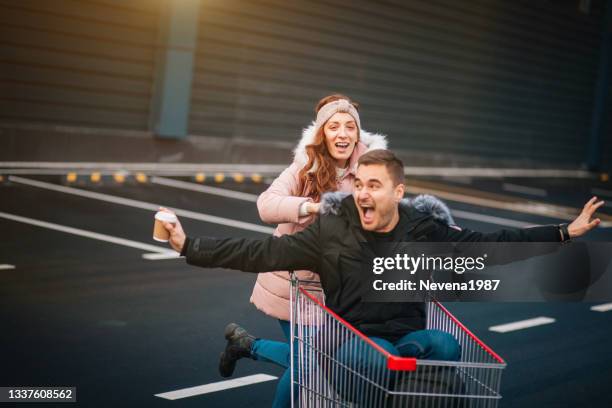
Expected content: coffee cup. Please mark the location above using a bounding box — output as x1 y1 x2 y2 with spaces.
153 211 177 242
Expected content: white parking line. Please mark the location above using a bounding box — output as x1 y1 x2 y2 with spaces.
151 176 259 202
452 210 533 228
0 211 172 255
0 264 16 270
590 303 612 312
141 252 182 260
502 183 547 197
154 374 278 400
489 317 556 333
9 176 274 234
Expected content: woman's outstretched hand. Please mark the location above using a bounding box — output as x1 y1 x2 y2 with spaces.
568 196 605 238
308 202 321 214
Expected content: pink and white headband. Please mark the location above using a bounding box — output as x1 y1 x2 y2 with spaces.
314 99 361 134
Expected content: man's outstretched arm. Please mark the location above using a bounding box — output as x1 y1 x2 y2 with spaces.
161 208 322 273
431 196 604 242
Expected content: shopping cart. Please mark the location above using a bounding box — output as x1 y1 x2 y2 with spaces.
289 276 506 407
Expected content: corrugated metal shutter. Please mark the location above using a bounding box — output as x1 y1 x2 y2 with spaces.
0 0 161 130
191 0 606 166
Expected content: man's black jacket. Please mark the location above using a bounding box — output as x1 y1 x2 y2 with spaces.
183 194 561 341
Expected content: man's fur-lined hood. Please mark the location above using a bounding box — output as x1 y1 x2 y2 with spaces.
320 191 456 226
293 122 388 169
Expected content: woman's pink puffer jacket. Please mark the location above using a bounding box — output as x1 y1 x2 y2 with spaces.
250 123 387 321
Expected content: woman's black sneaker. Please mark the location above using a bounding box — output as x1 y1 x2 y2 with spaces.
218 323 255 378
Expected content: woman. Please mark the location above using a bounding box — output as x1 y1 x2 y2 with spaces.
220 94 387 407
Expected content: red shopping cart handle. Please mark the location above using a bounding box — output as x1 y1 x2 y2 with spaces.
387 356 417 371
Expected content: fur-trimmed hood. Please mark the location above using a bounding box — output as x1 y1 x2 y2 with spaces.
293 122 388 169
319 191 456 226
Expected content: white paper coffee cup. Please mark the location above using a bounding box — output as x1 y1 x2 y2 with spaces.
153 211 177 242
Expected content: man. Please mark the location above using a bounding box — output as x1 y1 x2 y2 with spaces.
162 150 603 367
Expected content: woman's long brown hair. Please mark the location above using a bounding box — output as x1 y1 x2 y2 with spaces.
298 94 360 201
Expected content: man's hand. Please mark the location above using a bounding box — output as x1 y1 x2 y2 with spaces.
159 207 186 253
568 196 605 238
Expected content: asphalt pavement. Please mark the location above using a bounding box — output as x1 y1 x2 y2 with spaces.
1 174 611 407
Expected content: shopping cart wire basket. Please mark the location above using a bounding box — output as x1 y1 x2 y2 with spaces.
290 277 506 408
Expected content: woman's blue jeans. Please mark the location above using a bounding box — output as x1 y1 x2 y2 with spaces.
250 320 293 408
250 322 460 408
